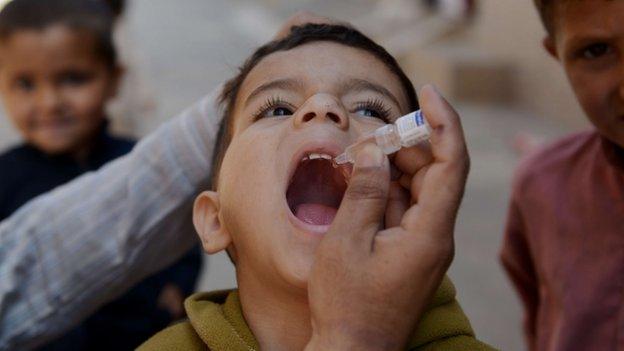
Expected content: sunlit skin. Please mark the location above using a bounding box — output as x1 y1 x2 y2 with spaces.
0 24 120 159
193 42 411 351
544 0 624 148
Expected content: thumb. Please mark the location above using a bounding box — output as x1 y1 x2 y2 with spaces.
328 143 390 248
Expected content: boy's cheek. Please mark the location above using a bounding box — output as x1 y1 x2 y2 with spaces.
566 69 610 115
569 71 624 145
218 136 277 203
4 100 32 132
63 85 108 116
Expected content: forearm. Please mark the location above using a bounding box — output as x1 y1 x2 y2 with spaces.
0 90 221 350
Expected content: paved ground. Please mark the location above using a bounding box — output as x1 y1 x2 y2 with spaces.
0 1 585 349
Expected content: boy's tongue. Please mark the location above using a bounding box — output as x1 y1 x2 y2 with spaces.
287 158 348 227
294 203 338 226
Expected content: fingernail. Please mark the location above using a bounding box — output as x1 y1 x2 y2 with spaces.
356 143 384 167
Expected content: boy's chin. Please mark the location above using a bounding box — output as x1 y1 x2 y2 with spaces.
31 139 77 155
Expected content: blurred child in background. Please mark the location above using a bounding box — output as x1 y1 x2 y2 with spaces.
0 0 201 349
501 1 624 350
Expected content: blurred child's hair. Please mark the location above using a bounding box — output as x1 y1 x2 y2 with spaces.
533 0 612 36
103 0 125 19
533 0 558 35
210 23 419 188
0 0 117 68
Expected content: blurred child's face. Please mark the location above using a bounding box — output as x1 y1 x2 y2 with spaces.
546 0 624 147
195 42 410 292
0 25 119 155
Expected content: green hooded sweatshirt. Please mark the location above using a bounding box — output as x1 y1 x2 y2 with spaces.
138 277 497 350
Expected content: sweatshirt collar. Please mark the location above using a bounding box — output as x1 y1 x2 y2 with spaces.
185 290 259 351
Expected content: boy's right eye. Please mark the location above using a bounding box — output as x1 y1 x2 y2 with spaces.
253 96 295 120
14 77 34 92
266 107 293 117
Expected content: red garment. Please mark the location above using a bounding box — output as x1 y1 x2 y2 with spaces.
501 131 624 351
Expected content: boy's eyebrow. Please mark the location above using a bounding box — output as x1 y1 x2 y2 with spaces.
245 78 305 108
341 78 402 109
566 32 615 46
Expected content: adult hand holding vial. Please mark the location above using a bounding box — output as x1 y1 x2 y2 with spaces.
306 85 470 351
333 110 431 166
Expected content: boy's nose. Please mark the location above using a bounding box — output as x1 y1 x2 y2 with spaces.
36 86 63 117
293 93 349 130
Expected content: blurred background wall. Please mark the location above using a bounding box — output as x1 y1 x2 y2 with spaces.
0 1 592 350
464 0 585 126
399 0 586 126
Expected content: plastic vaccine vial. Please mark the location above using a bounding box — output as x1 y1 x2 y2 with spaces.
333 110 430 165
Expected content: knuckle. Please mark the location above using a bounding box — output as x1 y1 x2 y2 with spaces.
345 181 387 201
346 169 388 201
319 252 344 272
318 236 350 260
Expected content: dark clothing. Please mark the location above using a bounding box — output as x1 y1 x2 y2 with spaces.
501 131 624 351
0 134 133 220
0 125 202 351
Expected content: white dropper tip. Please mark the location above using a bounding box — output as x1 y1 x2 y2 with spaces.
333 152 350 166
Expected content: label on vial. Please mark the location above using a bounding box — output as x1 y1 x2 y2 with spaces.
396 110 430 147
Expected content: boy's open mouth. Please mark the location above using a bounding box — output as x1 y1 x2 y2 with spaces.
286 152 349 228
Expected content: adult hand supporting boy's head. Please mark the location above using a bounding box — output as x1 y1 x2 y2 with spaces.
305 85 470 351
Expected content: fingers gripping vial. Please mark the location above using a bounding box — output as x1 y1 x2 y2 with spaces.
333 110 431 165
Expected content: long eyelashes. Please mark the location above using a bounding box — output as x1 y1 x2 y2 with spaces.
252 95 393 123
252 96 293 121
354 98 392 123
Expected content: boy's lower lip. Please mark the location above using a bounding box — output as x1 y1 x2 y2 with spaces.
286 205 331 235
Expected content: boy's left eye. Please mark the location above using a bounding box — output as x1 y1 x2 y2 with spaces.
352 99 391 123
15 77 34 92
581 43 613 59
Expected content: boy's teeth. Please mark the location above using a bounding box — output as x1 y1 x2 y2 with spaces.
302 153 333 161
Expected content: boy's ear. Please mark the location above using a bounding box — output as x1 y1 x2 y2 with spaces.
543 36 559 60
193 191 232 254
